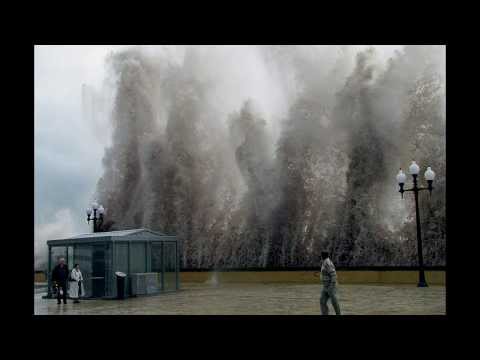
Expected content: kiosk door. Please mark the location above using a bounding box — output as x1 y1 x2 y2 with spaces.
91 245 105 297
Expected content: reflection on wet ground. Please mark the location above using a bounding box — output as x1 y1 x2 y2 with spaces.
34 282 445 315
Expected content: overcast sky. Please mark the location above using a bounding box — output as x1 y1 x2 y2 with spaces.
34 46 127 265
33 45 403 268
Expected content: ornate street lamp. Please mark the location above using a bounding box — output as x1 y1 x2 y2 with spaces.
86 200 105 233
396 161 436 287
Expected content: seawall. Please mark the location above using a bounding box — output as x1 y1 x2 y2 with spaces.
180 270 445 285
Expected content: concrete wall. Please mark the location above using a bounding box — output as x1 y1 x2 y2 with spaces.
35 271 47 283
180 271 446 285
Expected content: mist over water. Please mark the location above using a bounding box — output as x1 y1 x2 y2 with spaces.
91 45 445 268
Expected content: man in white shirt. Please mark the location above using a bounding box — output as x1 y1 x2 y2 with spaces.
320 251 341 315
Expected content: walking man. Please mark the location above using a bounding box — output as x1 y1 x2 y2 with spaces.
52 257 69 304
320 251 341 315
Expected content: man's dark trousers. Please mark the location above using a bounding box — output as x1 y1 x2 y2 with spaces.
57 282 67 304
52 264 69 304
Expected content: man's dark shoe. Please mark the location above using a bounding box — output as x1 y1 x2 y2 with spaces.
57 302 61 305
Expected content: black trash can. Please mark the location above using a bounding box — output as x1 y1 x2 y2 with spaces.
115 272 127 299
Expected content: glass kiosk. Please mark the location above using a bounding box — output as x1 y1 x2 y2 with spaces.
46 229 179 299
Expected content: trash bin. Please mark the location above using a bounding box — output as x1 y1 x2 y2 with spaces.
115 272 127 299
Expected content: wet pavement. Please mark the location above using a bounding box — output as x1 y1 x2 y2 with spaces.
34 282 446 315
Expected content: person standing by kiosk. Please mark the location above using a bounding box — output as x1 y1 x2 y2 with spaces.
69 264 84 303
52 258 69 305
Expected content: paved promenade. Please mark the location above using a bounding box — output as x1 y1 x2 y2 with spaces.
34 283 445 315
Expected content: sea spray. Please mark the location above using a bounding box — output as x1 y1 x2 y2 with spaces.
93 45 446 268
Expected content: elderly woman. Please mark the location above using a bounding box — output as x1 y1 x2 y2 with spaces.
69 264 85 303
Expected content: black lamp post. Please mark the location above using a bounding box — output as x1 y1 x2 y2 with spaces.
396 161 435 287
86 200 105 233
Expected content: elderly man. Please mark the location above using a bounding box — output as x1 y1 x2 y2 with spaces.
52 258 69 304
319 251 341 315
